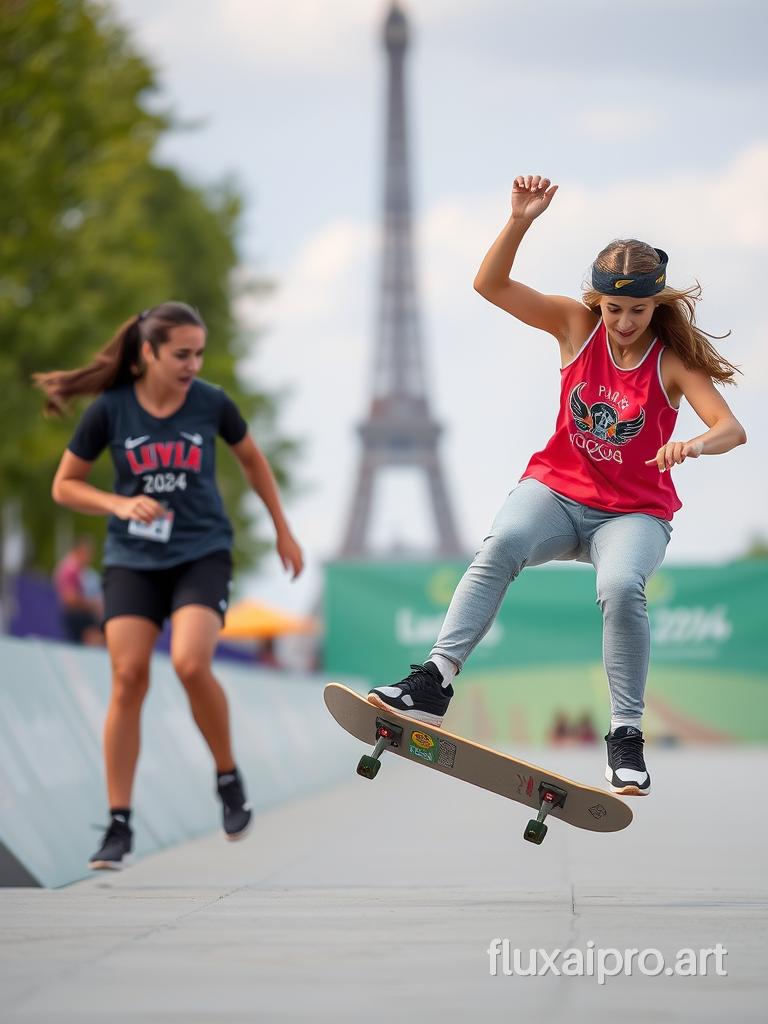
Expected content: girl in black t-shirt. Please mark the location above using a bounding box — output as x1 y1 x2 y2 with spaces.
35 301 304 869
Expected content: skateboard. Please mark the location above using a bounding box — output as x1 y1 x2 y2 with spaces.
324 683 632 844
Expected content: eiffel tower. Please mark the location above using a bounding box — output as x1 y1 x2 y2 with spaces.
339 3 462 558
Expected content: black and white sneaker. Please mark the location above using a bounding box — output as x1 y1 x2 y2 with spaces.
605 726 651 796
368 661 453 727
217 769 253 841
89 815 133 870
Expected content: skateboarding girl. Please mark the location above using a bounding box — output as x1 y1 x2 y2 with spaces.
369 175 746 796
35 301 304 867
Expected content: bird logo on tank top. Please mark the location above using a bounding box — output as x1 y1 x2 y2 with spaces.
568 382 645 464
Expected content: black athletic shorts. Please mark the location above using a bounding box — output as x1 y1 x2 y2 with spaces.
102 550 233 629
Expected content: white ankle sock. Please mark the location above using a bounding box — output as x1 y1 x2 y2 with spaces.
610 717 643 733
428 653 457 688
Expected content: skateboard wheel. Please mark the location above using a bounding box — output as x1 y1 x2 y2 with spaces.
523 820 548 845
357 755 381 780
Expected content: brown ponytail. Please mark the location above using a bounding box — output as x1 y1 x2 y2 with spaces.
33 301 206 417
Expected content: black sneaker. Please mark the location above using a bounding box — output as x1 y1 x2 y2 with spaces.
217 769 252 841
368 661 453 727
605 726 651 796
89 815 133 870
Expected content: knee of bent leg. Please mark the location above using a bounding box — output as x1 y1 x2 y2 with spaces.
172 653 211 688
477 528 525 578
596 571 646 612
110 661 150 706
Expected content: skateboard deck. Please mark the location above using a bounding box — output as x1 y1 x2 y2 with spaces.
324 683 632 844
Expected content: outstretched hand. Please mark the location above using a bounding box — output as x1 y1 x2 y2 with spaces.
645 440 704 472
511 175 558 222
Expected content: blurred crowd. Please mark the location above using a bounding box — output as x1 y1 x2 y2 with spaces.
549 710 599 745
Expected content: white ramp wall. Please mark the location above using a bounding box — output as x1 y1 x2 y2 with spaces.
0 637 358 888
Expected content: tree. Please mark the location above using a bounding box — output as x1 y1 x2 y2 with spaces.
740 536 768 560
0 0 297 588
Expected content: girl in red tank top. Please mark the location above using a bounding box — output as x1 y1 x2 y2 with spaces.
368 174 747 799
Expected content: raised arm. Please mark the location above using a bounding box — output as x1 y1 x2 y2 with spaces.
474 175 595 350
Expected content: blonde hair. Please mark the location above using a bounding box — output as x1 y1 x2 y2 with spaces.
583 239 739 385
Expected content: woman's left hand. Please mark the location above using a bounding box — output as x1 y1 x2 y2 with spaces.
645 439 704 472
277 530 304 579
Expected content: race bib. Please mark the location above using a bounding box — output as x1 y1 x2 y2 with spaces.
127 506 175 543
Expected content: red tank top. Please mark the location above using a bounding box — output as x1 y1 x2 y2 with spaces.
521 319 681 519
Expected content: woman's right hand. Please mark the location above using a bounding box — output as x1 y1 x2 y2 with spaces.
114 495 166 523
511 175 558 222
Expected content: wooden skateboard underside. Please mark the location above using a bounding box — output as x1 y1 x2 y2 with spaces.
324 684 632 835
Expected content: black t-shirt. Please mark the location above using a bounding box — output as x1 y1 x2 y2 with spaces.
67 379 248 569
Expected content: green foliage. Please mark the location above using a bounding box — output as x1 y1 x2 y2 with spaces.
0 0 298 572
740 536 768 560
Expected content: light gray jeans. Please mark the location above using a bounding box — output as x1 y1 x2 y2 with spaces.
430 478 671 721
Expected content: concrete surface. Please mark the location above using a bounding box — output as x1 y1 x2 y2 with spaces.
1 745 766 1023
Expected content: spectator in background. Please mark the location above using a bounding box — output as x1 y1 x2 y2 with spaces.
548 710 599 746
574 712 598 745
53 536 104 646
549 710 573 746
257 636 280 668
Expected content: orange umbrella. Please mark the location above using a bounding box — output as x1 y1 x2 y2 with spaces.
219 599 317 640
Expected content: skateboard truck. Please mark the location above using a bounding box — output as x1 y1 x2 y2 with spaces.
524 783 567 845
357 718 404 780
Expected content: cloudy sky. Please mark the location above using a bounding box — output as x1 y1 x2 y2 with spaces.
114 0 766 609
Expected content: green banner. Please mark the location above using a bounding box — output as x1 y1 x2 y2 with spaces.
325 560 768 743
